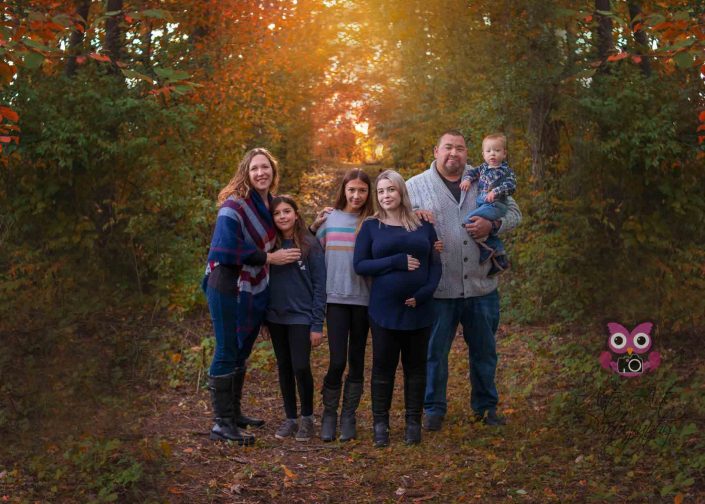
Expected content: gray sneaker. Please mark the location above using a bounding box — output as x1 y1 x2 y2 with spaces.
295 415 314 441
275 418 297 440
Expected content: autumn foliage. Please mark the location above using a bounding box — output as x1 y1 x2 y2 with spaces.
1 0 704 501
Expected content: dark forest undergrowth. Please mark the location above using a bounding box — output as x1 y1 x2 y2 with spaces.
1 310 703 503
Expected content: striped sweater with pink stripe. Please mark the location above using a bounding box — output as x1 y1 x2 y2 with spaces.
316 209 370 306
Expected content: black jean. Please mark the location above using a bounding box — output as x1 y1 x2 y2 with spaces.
323 304 369 387
370 319 429 420
269 322 314 418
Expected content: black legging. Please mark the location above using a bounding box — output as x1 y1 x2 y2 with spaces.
370 319 429 420
323 303 369 387
269 322 314 418
370 321 429 382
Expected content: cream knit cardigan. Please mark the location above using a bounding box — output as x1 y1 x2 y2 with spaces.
406 161 522 299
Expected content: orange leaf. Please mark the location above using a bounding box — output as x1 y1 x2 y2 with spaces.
76 56 86 64
583 15 593 23
631 55 642 64
281 464 297 479
697 124 705 132
0 136 12 143
125 15 134 23
699 110 705 122
89 53 111 63
699 135 705 144
674 493 683 504
0 107 19 122
607 52 629 62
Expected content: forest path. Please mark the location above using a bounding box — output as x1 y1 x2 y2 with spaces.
3 162 699 503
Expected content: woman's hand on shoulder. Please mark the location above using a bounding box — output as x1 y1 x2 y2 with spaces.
414 209 435 224
310 207 334 233
310 331 323 347
267 248 301 265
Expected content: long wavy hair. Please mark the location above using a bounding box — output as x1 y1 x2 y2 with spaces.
332 168 374 231
372 169 421 232
217 147 280 206
271 195 312 259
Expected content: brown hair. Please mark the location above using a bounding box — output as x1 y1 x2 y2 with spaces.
482 133 507 149
271 195 312 258
373 170 421 232
217 147 280 206
333 168 374 228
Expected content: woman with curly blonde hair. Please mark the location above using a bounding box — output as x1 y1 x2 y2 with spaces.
203 147 300 446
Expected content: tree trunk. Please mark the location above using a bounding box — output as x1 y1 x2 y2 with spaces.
528 88 561 184
105 0 123 72
595 0 613 71
65 0 91 77
141 21 153 71
628 1 652 77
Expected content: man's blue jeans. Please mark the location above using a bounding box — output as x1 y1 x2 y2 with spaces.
424 291 500 417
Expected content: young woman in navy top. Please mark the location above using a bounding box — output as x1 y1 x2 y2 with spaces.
353 170 442 446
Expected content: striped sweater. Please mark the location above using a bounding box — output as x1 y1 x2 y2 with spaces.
316 209 370 306
203 190 276 336
406 162 522 299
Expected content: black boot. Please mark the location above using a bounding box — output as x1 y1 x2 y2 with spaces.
371 377 393 447
208 373 255 446
403 374 425 445
339 379 363 442
320 382 341 442
232 366 265 428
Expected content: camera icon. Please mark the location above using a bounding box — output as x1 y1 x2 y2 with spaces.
617 354 643 374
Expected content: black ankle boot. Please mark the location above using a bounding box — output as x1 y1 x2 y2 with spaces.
339 379 363 442
404 374 425 445
320 382 341 442
373 418 390 447
208 373 255 446
232 366 265 428
371 377 394 447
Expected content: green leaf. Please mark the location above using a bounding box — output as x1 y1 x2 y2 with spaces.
673 11 691 21
23 51 44 70
142 9 169 19
646 13 666 25
22 39 52 51
673 52 694 69
153 68 190 81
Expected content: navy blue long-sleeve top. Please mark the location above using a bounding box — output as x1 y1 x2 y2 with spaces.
266 236 327 333
353 219 442 330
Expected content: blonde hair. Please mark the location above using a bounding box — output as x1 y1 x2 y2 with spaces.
373 170 421 232
217 147 280 206
483 133 507 149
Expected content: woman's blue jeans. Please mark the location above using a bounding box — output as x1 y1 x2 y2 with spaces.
206 286 261 376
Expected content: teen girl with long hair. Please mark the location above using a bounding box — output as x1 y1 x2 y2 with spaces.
309 169 375 442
